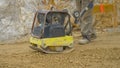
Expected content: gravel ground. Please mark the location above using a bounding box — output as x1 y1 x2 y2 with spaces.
0 32 120 68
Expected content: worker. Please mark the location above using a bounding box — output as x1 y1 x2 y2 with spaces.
74 0 96 45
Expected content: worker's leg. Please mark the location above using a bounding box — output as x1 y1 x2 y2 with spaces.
79 16 96 44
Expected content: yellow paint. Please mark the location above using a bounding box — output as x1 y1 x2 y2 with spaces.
30 36 73 47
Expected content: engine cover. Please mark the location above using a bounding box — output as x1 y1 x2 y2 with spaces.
44 24 65 38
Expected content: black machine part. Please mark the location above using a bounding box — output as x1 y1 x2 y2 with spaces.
43 23 65 38
32 23 65 38
32 12 72 38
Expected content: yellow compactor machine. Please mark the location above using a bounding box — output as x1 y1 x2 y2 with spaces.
29 10 74 53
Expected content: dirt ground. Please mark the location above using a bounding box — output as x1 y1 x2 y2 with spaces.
0 31 120 68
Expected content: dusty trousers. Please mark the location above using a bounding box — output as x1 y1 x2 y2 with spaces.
80 13 96 41
75 0 96 41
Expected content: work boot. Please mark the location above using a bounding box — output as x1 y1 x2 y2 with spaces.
90 34 97 40
87 34 97 41
79 38 90 45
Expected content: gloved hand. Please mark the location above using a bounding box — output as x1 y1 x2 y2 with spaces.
87 1 94 9
80 1 94 18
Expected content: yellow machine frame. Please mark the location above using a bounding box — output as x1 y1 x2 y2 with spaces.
30 36 73 47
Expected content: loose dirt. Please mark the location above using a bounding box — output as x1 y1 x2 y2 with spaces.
0 32 120 68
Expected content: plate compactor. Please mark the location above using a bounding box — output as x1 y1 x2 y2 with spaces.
29 10 74 53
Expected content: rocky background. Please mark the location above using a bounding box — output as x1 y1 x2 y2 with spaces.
0 0 33 44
